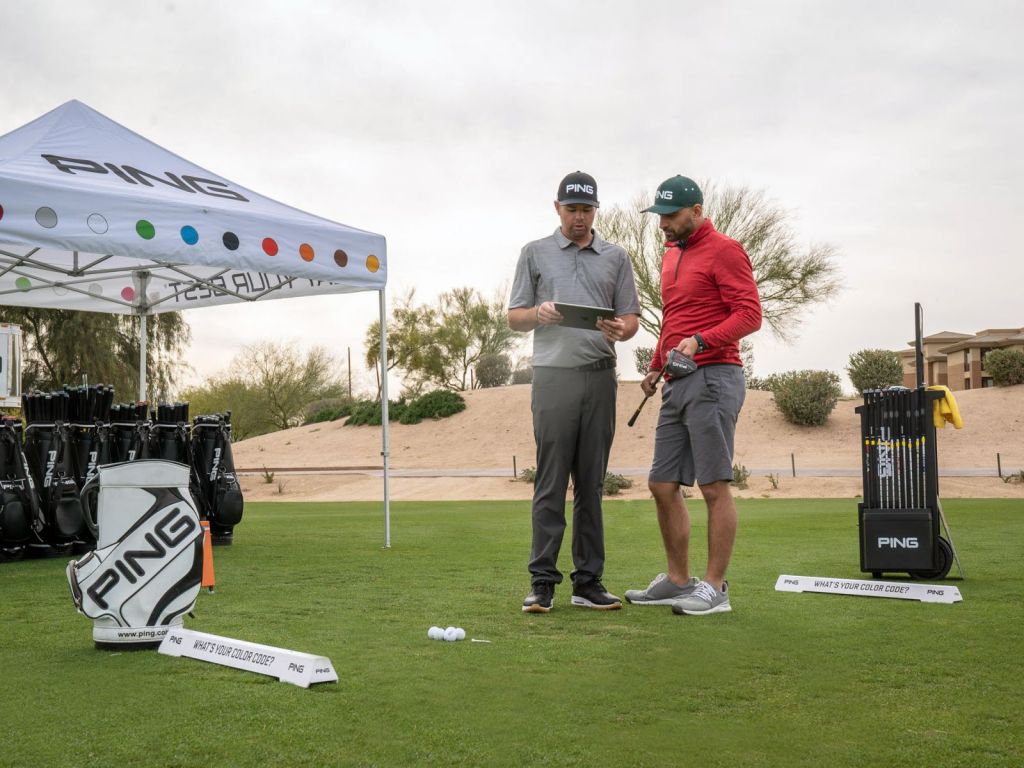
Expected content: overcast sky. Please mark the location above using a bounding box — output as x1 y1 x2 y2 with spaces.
3 0 1022 393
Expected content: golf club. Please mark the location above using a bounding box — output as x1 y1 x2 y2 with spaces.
627 362 669 427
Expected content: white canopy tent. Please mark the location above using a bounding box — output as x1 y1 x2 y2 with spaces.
0 100 394 545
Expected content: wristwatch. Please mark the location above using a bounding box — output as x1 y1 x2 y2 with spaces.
693 333 708 354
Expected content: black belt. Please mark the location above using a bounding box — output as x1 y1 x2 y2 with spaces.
574 358 617 372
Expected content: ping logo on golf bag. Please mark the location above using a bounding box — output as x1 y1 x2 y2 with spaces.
85 506 198 610
43 449 57 488
85 450 99 484
877 536 919 549
209 447 222 481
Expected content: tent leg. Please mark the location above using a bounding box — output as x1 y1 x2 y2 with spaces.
379 288 391 549
138 313 148 402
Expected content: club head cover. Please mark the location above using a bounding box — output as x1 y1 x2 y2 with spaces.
665 349 698 379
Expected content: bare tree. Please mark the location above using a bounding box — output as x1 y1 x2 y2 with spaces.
233 341 337 430
597 183 842 341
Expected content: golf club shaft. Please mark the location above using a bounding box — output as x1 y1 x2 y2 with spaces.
627 363 668 428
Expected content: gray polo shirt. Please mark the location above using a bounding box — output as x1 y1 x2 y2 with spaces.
509 228 641 368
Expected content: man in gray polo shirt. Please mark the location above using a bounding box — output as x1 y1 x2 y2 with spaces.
508 171 641 613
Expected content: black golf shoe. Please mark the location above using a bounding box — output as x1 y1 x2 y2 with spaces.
522 581 555 613
571 580 623 610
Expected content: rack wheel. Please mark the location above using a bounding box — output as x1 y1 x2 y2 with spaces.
909 537 953 580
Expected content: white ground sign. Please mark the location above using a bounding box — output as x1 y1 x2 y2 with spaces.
159 627 338 687
775 574 962 604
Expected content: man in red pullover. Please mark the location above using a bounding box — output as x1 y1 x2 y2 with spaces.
623 175 762 616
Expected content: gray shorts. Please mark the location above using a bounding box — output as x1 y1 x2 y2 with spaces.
649 364 746 487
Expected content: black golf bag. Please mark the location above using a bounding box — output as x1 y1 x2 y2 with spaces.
0 419 37 562
67 460 203 648
150 402 191 464
108 402 151 464
190 413 244 545
22 392 86 552
66 385 116 551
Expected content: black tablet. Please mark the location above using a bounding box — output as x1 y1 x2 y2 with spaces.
553 302 615 331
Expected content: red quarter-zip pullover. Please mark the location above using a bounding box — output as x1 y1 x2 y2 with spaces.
650 218 762 370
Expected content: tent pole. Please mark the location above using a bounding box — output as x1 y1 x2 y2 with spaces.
138 312 148 402
379 287 391 549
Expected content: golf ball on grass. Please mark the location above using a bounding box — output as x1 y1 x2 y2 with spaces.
444 627 458 642
427 626 443 640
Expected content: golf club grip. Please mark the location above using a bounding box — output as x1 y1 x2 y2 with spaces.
627 396 649 427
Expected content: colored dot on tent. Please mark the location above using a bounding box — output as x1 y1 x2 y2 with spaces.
36 207 58 228
88 283 104 296
87 213 108 234
223 232 239 251
180 225 199 245
15 277 32 292
136 220 156 239
366 255 380 273
334 249 348 268
0 204 5 221
262 237 279 256
299 243 315 262
121 287 135 302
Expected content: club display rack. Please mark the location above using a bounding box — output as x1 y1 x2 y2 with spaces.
854 304 962 580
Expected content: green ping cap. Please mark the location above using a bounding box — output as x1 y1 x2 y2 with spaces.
642 175 703 214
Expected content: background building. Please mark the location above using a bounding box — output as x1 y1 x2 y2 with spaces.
900 328 1024 389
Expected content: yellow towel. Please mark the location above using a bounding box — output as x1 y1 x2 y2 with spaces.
926 385 964 429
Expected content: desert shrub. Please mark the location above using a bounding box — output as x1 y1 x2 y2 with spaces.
634 347 654 375
511 366 533 384
399 390 466 424
476 353 512 388
985 348 1024 386
747 372 786 392
846 349 903 394
771 369 842 426
732 463 750 489
518 466 537 483
603 473 634 496
303 397 353 425
345 398 408 426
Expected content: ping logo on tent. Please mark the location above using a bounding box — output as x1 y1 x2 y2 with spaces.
41 154 250 203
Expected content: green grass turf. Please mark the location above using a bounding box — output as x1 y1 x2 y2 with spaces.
1 498 1021 767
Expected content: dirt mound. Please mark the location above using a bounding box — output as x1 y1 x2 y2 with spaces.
233 383 1024 501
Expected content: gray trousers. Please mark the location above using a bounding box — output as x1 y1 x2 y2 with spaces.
528 366 617 586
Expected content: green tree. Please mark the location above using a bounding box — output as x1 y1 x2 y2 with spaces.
846 349 903 394
178 376 267 441
597 184 842 341
429 287 520 390
364 289 440 397
366 287 523 393
985 348 1024 386
0 307 190 401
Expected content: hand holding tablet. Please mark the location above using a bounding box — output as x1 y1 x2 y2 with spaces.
552 302 616 331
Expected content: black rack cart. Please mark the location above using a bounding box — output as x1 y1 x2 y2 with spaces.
854 304 963 580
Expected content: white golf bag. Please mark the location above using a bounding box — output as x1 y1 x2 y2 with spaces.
66 460 203 648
